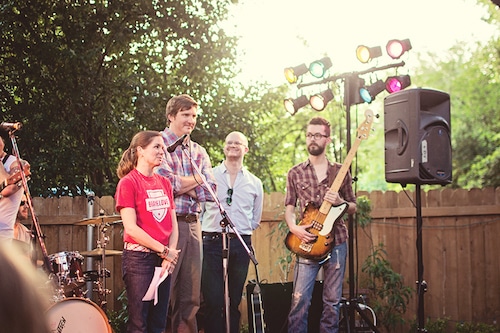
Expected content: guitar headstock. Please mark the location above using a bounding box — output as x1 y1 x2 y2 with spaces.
356 108 374 140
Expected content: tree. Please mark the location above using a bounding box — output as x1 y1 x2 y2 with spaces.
0 0 239 196
411 5 500 189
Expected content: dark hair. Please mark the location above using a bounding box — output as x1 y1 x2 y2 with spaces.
116 131 162 179
165 94 198 125
308 117 331 137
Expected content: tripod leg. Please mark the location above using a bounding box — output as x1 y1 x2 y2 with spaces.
355 303 380 333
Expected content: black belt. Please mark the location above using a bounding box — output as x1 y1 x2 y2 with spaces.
202 231 250 239
176 214 198 223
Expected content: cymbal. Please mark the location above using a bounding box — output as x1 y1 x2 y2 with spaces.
74 215 122 225
79 248 123 258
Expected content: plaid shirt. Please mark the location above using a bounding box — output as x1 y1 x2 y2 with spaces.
155 128 216 215
285 159 355 245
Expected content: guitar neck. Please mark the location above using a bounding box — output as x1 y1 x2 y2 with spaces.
318 136 362 214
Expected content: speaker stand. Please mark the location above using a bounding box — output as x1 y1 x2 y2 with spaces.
415 184 427 332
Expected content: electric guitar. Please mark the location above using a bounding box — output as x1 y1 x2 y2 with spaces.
285 109 374 260
0 162 31 192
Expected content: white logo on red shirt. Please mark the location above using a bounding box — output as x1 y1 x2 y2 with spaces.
146 189 170 222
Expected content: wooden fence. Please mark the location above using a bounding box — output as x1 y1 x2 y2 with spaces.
31 187 500 330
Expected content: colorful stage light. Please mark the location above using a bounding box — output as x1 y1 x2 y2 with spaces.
386 39 412 59
310 89 334 111
309 57 332 78
359 79 385 103
284 95 309 115
385 75 411 93
284 63 308 84
356 45 382 63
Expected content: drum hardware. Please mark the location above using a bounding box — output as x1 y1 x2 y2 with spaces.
74 215 122 226
80 248 123 257
48 251 86 298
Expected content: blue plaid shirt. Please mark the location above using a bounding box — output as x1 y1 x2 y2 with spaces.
155 128 216 215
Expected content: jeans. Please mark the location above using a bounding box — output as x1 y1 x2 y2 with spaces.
122 250 171 333
170 220 202 333
201 233 252 333
288 241 347 333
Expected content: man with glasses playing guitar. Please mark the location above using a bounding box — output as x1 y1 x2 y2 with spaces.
284 117 357 333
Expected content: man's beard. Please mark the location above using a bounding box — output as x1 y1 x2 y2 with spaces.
307 143 325 156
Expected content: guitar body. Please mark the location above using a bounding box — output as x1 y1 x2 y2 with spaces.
285 202 348 260
0 162 31 192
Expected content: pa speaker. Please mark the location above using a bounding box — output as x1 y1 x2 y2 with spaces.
384 88 451 185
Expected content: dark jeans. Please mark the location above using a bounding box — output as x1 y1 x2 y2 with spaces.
122 250 171 333
201 233 252 333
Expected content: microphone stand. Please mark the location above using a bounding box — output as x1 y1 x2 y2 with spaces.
178 142 258 333
7 128 53 275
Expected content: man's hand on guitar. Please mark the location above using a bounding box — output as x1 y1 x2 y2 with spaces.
324 190 345 206
290 223 317 243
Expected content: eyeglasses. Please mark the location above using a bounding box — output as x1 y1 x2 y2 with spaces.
226 188 233 206
20 200 27 207
226 141 244 146
306 133 329 140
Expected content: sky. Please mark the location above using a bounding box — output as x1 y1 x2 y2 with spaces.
223 0 498 86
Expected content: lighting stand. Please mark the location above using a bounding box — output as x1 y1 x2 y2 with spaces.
341 75 380 333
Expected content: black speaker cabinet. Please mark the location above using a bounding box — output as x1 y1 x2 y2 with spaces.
384 88 452 185
246 281 323 333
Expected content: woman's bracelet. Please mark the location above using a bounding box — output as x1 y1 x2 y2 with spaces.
158 245 169 258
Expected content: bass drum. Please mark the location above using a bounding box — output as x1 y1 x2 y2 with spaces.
46 297 112 333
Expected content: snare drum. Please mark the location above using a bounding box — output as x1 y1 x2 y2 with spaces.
48 251 85 294
46 297 112 333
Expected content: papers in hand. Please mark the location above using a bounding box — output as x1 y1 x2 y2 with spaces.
142 267 169 305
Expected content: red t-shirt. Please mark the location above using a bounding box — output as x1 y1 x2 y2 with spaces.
115 169 175 245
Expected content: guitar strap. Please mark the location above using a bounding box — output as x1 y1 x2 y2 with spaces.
327 162 340 187
2 154 10 165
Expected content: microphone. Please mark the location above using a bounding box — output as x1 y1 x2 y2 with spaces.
0 122 22 131
167 134 188 153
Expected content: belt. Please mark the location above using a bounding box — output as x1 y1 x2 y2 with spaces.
202 231 250 239
124 242 152 253
176 214 199 223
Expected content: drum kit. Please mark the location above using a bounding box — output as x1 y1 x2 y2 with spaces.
45 215 122 333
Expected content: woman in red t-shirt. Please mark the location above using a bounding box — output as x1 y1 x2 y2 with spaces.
115 130 179 333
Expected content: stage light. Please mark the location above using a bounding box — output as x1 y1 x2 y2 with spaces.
386 39 412 59
359 79 385 103
284 63 308 84
356 45 382 63
385 75 411 93
284 95 309 115
310 89 334 111
309 57 332 78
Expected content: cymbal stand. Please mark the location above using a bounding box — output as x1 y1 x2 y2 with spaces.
94 222 111 310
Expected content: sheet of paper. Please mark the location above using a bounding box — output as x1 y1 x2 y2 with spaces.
142 267 169 305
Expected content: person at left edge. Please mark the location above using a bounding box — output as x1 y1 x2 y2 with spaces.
0 136 29 242
156 94 217 333
115 130 180 333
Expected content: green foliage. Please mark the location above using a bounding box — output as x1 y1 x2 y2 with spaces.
455 321 499 333
409 317 450 333
355 195 372 228
106 288 128 333
361 243 413 333
411 2 500 189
